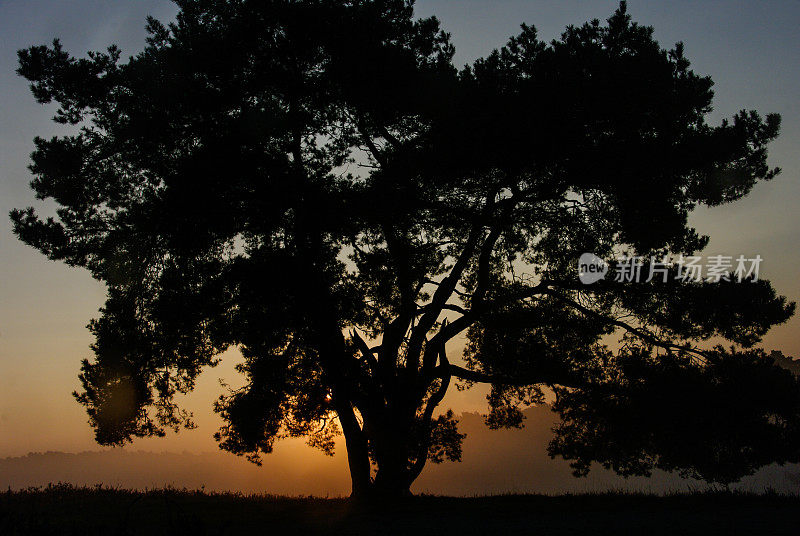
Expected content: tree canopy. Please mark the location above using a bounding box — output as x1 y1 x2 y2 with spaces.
12 0 799 497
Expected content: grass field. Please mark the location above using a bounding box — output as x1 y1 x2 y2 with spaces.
1 484 799 535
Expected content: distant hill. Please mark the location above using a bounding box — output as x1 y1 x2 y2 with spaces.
2 406 797 496
771 350 800 375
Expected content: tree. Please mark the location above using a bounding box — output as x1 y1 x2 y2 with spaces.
12 0 799 497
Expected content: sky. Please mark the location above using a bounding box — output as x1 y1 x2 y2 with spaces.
1 0 799 490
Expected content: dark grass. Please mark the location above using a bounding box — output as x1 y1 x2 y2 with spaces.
2 484 799 536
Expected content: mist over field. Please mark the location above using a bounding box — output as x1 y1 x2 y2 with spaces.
3 407 798 496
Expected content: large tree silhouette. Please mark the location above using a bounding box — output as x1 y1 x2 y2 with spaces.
12 0 799 497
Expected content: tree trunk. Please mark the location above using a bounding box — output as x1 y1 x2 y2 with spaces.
334 399 372 498
372 466 413 497
357 413 418 499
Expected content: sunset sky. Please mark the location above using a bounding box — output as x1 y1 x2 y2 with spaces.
1 0 799 487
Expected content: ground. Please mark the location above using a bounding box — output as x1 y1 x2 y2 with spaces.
1 484 798 535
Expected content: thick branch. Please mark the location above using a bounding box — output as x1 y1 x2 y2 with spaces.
543 289 711 363
377 124 402 149
357 122 388 168
442 364 530 385
418 197 519 372
472 225 503 305
379 224 417 367
406 224 483 370
438 363 582 388
356 120 418 371
350 329 379 376
408 344 451 483
423 280 556 369
332 395 372 496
